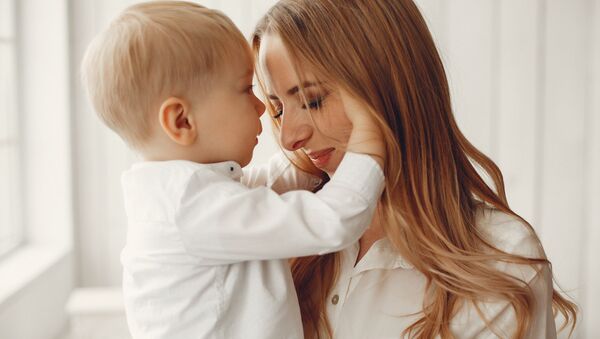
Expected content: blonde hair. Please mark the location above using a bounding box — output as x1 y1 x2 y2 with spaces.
252 0 578 338
81 1 251 148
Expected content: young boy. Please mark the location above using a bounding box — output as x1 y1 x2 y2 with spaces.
81 2 385 339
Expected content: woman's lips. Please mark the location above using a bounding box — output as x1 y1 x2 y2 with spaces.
307 148 335 168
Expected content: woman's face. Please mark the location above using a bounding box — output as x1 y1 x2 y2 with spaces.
258 33 353 176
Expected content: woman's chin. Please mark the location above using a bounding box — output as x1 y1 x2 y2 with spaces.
307 149 343 177
321 154 343 177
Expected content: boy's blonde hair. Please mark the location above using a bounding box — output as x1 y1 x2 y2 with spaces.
81 1 251 148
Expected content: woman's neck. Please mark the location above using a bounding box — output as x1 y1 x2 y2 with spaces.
356 203 386 264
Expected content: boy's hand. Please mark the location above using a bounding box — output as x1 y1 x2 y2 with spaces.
340 90 386 169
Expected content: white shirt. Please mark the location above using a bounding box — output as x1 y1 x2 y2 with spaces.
119 152 384 339
324 207 557 339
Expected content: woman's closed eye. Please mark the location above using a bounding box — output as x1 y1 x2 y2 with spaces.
273 106 283 119
301 96 325 110
271 93 328 119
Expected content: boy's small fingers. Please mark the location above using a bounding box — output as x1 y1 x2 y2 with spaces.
339 90 367 120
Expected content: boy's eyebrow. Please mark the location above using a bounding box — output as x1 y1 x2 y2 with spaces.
240 69 254 80
268 81 322 100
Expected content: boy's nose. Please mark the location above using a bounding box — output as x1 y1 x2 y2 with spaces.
255 96 266 117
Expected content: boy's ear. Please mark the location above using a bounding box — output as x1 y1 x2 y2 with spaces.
158 97 197 146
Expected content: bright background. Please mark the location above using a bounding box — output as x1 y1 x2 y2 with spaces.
0 0 598 338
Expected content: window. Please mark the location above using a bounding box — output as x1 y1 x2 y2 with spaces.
0 0 21 257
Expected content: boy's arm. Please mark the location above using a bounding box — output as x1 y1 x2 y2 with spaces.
176 90 386 265
176 151 384 265
341 89 386 168
241 151 323 193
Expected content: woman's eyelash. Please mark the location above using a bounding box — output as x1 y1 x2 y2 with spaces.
302 96 325 110
272 94 326 119
273 108 283 119
246 84 256 94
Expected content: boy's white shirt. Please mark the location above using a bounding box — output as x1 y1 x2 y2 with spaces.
120 152 384 339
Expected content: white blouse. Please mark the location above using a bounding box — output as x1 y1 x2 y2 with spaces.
324 207 557 339
245 154 557 338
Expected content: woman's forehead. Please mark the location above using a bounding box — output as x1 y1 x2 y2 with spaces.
257 33 319 99
258 34 294 94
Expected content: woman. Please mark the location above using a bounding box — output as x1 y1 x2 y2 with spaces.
251 0 577 338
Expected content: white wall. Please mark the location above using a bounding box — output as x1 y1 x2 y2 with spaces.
70 1 599 337
583 0 600 335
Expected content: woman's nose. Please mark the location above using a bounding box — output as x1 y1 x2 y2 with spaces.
279 110 312 151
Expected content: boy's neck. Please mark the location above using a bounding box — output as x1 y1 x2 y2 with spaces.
139 137 201 163
140 141 235 165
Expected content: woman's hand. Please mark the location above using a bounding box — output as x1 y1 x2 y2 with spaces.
340 89 386 169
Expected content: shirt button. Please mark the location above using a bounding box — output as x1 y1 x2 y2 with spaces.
331 294 339 305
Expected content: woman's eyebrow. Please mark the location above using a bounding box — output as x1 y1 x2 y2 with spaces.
268 81 323 100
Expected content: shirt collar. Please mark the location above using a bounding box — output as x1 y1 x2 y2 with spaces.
204 161 243 180
131 160 243 181
351 237 414 276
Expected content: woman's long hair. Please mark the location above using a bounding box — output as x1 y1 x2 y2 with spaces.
252 1 577 338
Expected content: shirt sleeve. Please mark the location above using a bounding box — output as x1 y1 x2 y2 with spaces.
175 152 384 265
241 151 323 193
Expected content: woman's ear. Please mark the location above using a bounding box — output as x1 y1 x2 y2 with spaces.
158 97 197 146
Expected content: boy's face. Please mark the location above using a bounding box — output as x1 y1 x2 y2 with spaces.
192 57 266 167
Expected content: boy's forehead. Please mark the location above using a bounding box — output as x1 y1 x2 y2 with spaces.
224 53 254 79
239 68 254 79
238 55 254 75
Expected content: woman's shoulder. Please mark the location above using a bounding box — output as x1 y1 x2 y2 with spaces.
476 206 545 260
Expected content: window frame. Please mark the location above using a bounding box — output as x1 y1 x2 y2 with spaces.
0 0 74 337
0 0 23 259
